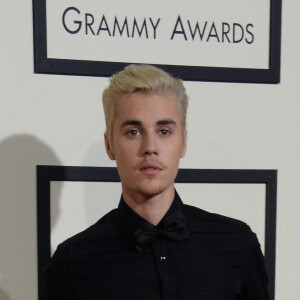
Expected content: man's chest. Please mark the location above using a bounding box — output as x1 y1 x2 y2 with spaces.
67 240 246 300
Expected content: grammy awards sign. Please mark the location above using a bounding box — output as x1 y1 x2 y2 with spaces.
33 0 281 83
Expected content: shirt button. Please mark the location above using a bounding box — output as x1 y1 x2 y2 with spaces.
160 256 167 262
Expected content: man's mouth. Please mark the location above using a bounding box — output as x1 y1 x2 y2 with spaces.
139 162 163 175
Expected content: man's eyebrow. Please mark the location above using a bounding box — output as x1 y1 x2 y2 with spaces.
156 119 177 126
120 119 177 127
121 120 142 127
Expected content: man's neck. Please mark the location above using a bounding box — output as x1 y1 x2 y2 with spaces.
122 187 175 226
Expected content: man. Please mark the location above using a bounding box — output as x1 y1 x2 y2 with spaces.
44 64 269 299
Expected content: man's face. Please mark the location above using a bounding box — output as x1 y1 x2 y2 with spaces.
105 92 187 199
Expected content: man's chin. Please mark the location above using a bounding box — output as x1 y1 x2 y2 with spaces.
136 185 165 199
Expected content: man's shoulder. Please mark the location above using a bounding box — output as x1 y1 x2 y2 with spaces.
55 208 119 254
183 204 252 235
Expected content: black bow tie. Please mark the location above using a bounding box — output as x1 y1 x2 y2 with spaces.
133 210 190 252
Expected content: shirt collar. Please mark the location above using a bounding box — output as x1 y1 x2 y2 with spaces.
117 189 185 231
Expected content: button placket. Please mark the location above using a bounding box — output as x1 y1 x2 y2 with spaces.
152 240 176 300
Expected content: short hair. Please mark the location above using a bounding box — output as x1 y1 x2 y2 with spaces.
102 64 189 138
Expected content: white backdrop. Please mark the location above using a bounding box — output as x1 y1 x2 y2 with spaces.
0 0 300 299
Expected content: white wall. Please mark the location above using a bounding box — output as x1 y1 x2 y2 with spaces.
0 1 299 299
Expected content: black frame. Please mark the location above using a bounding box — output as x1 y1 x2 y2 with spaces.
33 0 281 83
37 166 277 299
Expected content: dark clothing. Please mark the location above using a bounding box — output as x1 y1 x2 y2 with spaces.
44 191 269 299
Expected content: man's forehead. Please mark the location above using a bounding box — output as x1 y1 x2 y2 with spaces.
111 92 184 131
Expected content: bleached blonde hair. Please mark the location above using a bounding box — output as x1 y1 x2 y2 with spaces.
102 64 188 138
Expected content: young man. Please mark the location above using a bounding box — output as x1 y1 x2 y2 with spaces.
44 65 269 299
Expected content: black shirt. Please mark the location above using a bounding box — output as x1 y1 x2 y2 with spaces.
44 191 269 299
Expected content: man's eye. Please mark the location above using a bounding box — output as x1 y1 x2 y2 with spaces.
159 129 171 136
127 130 140 136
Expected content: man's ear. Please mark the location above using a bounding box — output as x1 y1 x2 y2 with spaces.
104 132 115 160
180 130 187 158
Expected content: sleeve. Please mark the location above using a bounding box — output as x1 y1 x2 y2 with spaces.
242 227 270 300
41 245 70 300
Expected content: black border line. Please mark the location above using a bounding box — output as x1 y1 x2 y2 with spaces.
37 166 277 299
32 0 282 83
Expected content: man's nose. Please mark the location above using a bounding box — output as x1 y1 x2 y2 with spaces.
140 133 158 156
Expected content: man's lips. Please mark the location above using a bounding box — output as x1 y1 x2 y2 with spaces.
139 162 163 175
